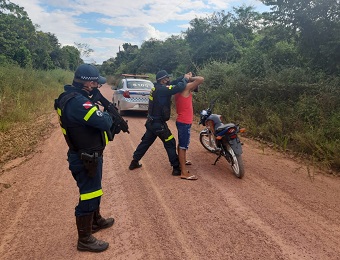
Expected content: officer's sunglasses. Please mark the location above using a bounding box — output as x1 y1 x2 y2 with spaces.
91 81 102 88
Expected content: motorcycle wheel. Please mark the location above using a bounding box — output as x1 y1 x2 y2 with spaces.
225 145 245 179
199 132 217 153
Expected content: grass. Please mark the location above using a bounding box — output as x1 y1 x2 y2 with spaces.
0 63 339 176
0 64 73 171
0 66 72 130
194 63 340 173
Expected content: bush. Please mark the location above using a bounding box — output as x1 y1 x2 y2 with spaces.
194 61 340 171
0 64 73 131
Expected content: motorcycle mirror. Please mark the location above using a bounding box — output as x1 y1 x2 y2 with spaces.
209 97 219 110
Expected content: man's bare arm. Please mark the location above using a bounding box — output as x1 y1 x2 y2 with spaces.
181 76 204 97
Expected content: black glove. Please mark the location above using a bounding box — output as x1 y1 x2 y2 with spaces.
90 88 102 103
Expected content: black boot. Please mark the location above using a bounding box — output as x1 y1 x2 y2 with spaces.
172 166 181 176
129 159 142 170
76 213 109 252
92 208 114 234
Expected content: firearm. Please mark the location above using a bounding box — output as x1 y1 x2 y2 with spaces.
91 89 130 134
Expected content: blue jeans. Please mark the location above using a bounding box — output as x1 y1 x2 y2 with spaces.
176 121 191 150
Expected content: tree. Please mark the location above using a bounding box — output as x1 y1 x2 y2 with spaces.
13 45 32 67
100 58 116 76
0 1 82 70
185 8 261 66
133 39 162 73
0 0 35 67
74 42 94 61
61 45 82 71
261 0 340 74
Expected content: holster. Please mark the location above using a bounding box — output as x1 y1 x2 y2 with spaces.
155 123 171 141
80 152 100 177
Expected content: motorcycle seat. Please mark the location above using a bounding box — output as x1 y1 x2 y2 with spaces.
216 123 235 132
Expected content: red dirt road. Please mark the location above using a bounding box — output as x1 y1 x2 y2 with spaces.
1 85 340 260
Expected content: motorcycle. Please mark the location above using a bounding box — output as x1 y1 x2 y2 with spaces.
199 99 245 178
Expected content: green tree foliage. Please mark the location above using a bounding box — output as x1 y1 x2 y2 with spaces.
0 0 83 70
13 46 32 68
0 0 36 67
134 39 162 73
31 32 56 70
101 57 117 77
162 36 191 75
134 36 191 75
110 43 139 74
261 0 340 73
61 45 82 70
229 6 262 47
185 7 262 66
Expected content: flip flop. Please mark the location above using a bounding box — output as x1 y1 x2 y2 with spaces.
185 160 192 165
181 175 198 180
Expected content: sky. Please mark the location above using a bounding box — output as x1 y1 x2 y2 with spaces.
11 0 269 64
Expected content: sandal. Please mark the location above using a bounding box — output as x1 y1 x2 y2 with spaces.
181 175 198 180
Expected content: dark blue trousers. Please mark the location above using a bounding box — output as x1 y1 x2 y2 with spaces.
67 151 103 217
133 120 179 168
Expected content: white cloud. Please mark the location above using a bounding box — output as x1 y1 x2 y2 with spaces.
208 0 231 9
10 0 267 64
83 37 126 64
122 24 173 41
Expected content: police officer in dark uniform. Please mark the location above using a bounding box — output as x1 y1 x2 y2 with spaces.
54 64 115 253
129 70 191 175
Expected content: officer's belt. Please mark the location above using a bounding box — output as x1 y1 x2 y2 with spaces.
70 150 103 157
147 115 162 121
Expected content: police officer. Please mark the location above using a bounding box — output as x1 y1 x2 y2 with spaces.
129 70 191 175
54 64 114 252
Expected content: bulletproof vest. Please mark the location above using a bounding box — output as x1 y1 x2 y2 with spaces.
54 91 106 153
148 85 171 121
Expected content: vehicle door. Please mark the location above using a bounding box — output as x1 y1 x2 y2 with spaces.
113 79 124 106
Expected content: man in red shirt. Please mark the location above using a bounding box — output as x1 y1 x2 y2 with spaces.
175 73 204 180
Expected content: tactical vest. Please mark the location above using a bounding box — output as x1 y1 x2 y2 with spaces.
148 85 171 121
54 92 106 153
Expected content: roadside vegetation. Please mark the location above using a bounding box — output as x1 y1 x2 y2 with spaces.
0 65 72 169
0 0 339 173
0 65 72 131
195 62 340 173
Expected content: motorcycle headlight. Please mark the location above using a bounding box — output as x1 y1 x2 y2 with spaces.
201 110 208 116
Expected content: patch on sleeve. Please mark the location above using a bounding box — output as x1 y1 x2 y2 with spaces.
83 101 93 109
96 110 103 117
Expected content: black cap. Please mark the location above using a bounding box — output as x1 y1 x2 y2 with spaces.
156 70 170 81
74 64 106 84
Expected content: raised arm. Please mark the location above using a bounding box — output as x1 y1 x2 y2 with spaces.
181 74 204 97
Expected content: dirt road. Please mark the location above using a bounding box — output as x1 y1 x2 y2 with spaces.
1 85 340 260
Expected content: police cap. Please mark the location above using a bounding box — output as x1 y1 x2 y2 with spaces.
74 64 106 84
156 70 171 82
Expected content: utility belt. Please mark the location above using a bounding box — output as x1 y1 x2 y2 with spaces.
147 114 163 123
145 118 171 140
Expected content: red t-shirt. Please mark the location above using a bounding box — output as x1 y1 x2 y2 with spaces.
175 92 193 124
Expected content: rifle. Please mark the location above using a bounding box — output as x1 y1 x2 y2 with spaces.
91 89 130 134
